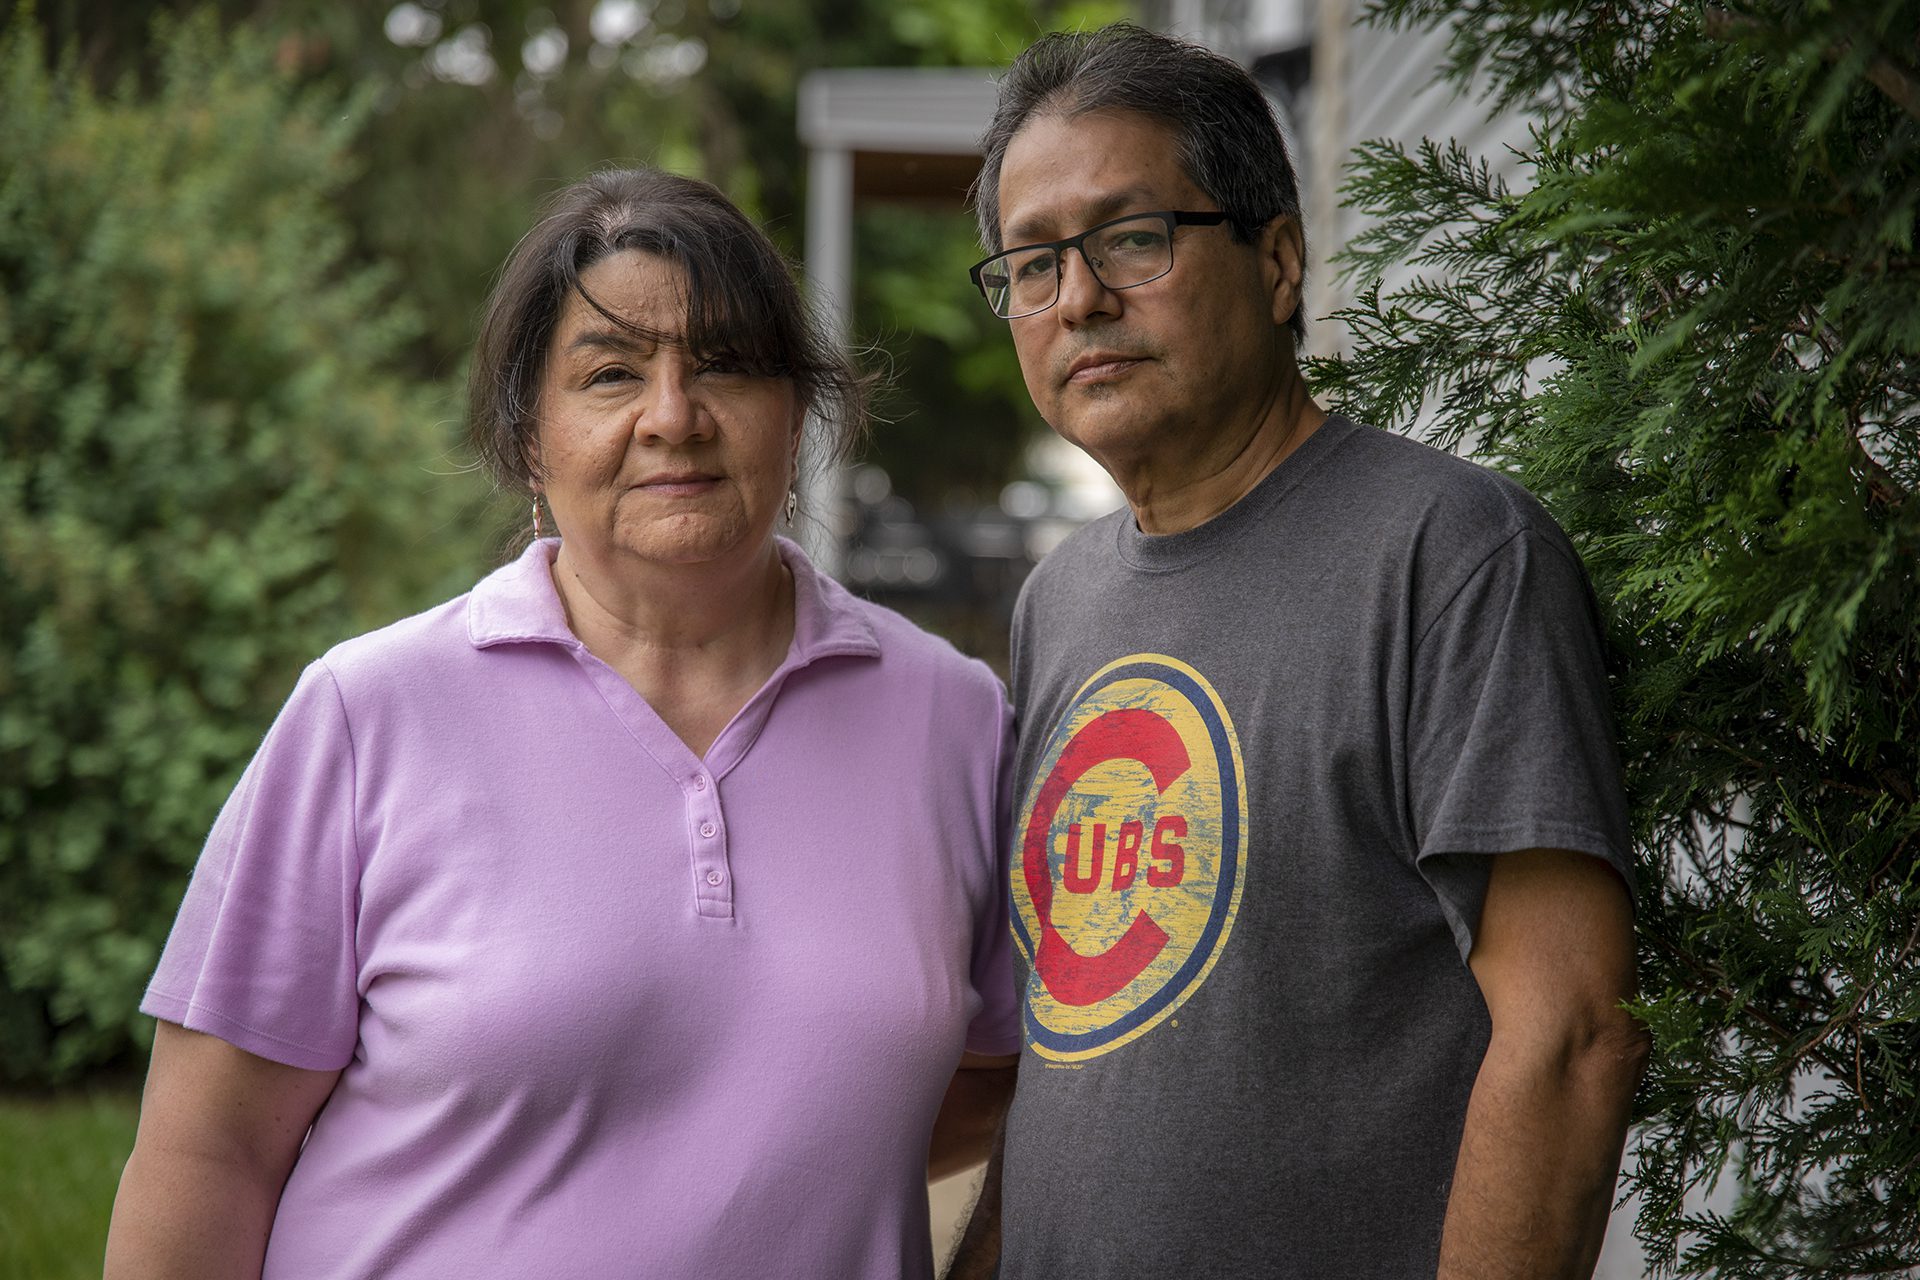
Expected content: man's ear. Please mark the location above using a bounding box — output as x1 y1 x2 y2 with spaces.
1259 216 1306 331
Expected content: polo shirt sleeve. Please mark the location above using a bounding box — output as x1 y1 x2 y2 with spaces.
1406 525 1634 962
142 659 363 1070
963 692 1022 1057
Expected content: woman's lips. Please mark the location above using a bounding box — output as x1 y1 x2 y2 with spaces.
633 475 720 496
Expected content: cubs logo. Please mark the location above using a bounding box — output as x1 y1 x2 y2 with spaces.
1012 654 1247 1061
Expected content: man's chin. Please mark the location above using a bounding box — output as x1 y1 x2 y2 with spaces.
1050 413 1164 470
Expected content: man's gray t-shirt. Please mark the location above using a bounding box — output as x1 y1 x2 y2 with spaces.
999 416 1632 1278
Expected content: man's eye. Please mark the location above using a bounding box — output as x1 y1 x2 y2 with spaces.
1110 231 1167 253
1015 251 1058 280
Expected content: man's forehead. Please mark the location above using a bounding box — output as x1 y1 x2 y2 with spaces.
996 110 1193 244
1000 185 1168 247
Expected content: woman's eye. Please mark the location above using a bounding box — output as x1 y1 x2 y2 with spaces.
697 357 744 376
586 366 634 386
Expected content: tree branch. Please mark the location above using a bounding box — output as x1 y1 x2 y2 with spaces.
1703 7 1920 122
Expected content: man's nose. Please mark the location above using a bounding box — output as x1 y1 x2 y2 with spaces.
1053 246 1119 326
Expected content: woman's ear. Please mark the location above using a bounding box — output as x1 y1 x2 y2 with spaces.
521 426 544 484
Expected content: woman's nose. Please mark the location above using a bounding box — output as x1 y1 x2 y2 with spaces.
637 362 710 444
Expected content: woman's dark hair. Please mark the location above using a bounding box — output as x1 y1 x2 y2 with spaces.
467 167 868 498
971 23 1307 346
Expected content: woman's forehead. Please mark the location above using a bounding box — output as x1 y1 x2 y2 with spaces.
557 250 690 339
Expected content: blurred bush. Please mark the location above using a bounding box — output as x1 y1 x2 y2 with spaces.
0 10 493 1083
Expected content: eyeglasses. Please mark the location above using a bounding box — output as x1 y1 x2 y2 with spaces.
968 210 1231 319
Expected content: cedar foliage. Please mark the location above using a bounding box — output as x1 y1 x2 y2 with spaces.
0 10 489 1082
1309 2 1919 1273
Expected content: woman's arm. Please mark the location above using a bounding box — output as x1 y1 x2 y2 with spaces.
105 1021 342 1280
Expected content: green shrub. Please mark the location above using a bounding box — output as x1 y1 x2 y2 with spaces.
1314 1 1919 1272
0 1090 138 1277
0 9 492 1083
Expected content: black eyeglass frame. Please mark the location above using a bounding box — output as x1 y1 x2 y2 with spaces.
968 210 1233 319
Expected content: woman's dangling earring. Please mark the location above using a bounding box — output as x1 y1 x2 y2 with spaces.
785 488 798 525
531 495 544 540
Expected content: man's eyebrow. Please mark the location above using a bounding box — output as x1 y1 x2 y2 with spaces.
1003 190 1159 247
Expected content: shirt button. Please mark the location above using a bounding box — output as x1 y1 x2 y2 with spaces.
699 821 716 838
693 775 708 791
705 870 724 886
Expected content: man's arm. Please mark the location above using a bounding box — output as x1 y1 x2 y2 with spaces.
1438 847 1648 1280
105 1021 340 1279
929 1052 1017 1181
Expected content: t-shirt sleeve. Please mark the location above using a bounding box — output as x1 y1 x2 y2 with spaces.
963 690 1023 1057
141 659 363 1070
1407 526 1634 961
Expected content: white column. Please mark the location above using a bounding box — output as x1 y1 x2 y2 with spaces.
801 143 854 579
1304 0 1349 360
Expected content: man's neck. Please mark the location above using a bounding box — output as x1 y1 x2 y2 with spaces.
1115 389 1329 536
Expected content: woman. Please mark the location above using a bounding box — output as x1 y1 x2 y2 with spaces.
105 168 1020 1278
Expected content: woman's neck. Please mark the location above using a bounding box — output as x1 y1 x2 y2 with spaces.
547 538 796 757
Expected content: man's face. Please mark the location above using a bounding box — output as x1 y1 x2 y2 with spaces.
994 109 1298 476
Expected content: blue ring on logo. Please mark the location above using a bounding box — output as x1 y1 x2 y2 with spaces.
1014 659 1242 1055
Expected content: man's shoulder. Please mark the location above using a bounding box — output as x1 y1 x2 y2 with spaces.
1332 421 1538 520
1317 420 1570 564
1014 505 1131 619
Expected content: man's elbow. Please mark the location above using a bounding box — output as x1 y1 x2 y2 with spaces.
1487 996 1648 1098
1561 1003 1651 1102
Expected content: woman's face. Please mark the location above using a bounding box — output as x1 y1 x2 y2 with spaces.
534 250 801 570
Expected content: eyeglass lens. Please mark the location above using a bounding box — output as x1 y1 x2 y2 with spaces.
979 215 1175 318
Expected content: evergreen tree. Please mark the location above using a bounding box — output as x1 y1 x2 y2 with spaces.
0 10 489 1082
1310 2 1919 1273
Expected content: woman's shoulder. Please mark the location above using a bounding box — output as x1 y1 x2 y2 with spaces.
854 596 1000 689
789 540 1005 705
803 585 1007 724
313 589 479 700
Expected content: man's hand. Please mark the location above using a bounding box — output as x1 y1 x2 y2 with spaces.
929 1052 1017 1181
942 1121 1007 1280
934 1054 1016 1280
1438 848 1648 1279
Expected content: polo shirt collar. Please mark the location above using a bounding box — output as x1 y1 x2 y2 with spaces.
466 536 881 666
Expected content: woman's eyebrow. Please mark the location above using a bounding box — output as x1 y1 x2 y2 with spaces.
564 328 655 356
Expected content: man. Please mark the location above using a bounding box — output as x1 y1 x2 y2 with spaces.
950 23 1647 1280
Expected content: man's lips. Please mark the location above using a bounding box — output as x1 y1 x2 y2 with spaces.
1066 353 1146 383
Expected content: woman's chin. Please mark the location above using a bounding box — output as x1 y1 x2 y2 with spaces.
597 514 771 570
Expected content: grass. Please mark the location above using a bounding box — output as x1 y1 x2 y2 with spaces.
0 1089 138 1280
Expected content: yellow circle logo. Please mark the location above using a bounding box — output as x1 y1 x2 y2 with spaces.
1012 655 1248 1061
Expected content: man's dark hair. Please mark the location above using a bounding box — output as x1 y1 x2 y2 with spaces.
972 23 1307 345
468 167 867 499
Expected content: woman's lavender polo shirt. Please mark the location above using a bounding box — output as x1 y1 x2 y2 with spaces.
143 537 1020 1279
